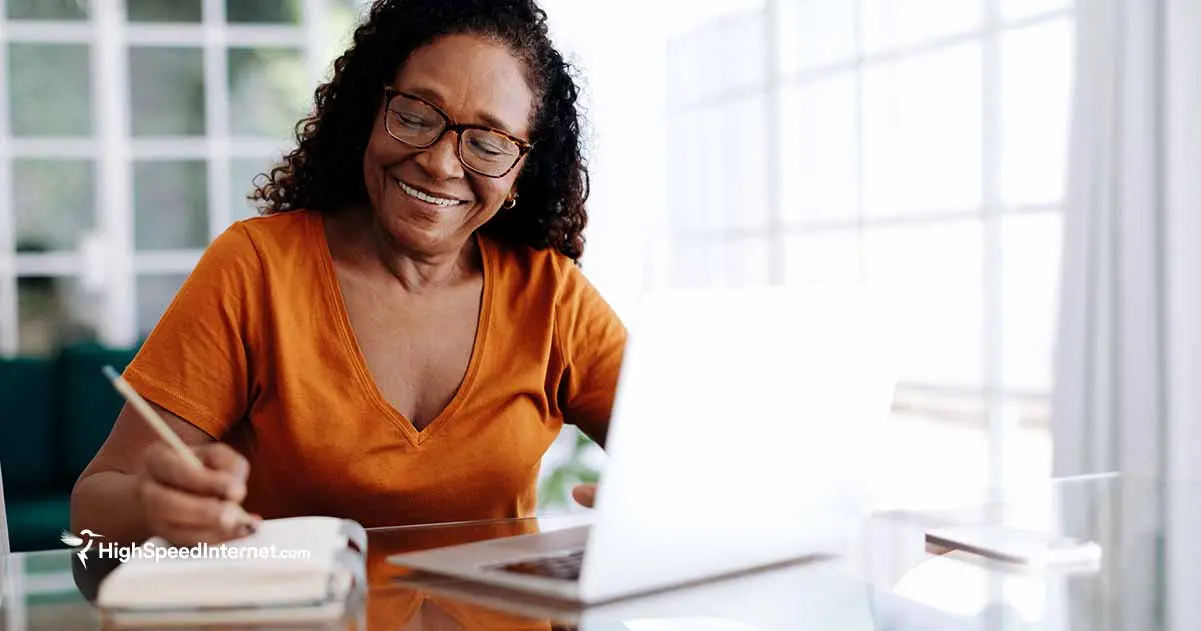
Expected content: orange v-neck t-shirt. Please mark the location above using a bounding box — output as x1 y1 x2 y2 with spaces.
121 209 627 527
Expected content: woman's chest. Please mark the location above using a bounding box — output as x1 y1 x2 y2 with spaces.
241 386 562 524
247 307 568 493
337 272 485 431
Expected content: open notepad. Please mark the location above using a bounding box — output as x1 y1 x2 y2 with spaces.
97 516 367 627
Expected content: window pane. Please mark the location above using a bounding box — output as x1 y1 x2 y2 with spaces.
784 231 861 284
13 159 95 252
668 110 712 233
1001 213 1063 391
134 161 210 250
720 238 770 286
863 221 984 387
666 36 703 106
724 96 770 232
862 43 982 217
8 44 92 136
695 13 766 100
127 0 202 22
876 396 992 507
228 48 308 137
674 108 725 234
1002 0 1070 21
18 275 102 358
780 74 858 225
137 274 189 338
861 0 982 54
226 0 301 23
1000 398 1053 491
777 0 857 75
129 47 206 136
6 0 87 19
1000 18 1073 207
230 158 272 223
669 240 722 288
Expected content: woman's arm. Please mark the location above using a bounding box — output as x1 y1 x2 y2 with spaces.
70 223 266 544
555 262 627 449
71 402 251 545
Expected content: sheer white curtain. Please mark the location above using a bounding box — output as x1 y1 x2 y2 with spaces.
1053 0 1162 481
1053 0 1201 626
1054 0 1201 485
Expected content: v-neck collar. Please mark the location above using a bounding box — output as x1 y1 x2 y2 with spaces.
310 210 494 447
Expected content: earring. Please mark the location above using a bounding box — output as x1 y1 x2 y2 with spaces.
503 195 517 209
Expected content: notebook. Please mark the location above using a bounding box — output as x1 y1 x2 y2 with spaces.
96 516 367 627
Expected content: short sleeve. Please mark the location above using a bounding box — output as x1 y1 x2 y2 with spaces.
123 223 265 439
555 262 628 445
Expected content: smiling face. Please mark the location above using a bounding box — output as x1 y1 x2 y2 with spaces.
361 33 535 258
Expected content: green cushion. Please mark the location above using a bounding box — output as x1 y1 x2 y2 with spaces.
0 357 56 495
7 495 71 553
55 343 140 484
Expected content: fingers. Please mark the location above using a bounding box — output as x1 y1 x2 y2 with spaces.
196 443 251 501
571 483 597 508
138 442 257 545
139 477 257 545
144 442 248 501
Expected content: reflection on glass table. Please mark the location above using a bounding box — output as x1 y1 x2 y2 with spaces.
3 476 1198 630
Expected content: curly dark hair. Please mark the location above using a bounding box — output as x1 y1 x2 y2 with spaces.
250 0 590 260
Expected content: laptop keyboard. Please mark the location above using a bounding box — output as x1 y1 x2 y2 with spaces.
489 548 585 581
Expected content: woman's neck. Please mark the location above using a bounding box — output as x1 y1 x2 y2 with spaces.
372 229 479 293
327 207 481 294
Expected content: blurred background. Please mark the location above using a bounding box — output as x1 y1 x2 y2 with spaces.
0 0 1074 540
525 0 1073 510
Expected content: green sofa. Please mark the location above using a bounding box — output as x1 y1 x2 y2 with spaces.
0 342 140 552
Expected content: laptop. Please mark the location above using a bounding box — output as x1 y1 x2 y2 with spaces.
387 285 899 604
393 548 880 630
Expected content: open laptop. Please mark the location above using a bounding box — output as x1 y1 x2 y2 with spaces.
387 285 899 604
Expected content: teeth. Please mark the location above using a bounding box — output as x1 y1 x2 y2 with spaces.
396 179 460 207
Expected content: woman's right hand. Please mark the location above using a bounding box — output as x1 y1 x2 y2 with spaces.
137 442 260 545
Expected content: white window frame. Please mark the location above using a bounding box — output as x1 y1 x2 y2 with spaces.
0 0 333 356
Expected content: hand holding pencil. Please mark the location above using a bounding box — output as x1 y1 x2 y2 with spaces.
103 366 260 545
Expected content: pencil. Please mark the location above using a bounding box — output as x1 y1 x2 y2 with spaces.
101 365 257 531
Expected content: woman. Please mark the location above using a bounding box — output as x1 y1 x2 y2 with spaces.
70 0 625 546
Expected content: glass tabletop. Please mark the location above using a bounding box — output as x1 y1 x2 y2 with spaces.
1 475 1198 630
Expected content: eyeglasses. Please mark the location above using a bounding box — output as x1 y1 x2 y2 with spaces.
382 87 532 178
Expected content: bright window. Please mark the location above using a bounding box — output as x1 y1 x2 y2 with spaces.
0 0 358 356
665 0 1075 498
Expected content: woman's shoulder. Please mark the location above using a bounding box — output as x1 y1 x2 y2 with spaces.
196 210 322 269
227 209 322 251
187 210 324 289
481 233 588 295
480 235 619 332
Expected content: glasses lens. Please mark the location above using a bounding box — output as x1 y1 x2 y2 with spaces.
461 129 521 176
386 96 443 146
